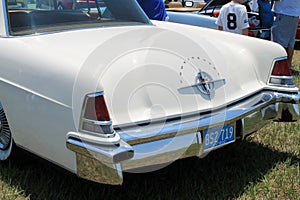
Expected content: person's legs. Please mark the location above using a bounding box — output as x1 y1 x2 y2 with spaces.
286 17 298 68
287 46 294 68
272 14 298 68
271 14 288 48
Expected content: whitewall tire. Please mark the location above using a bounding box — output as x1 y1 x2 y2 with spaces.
0 103 13 160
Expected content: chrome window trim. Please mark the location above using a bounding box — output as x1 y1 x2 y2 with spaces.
2 0 9 36
6 24 153 37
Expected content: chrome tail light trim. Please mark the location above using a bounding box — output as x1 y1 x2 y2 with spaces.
79 92 114 137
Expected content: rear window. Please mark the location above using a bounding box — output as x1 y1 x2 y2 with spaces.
7 0 150 36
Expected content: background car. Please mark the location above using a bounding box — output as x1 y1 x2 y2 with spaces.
165 0 206 9
197 0 229 17
7 0 26 7
168 0 271 39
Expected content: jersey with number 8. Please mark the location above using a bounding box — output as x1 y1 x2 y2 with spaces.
216 2 249 34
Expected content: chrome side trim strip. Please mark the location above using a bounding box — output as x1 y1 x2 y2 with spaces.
0 78 72 108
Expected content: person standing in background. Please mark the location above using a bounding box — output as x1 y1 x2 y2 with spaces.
250 0 274 39
258 0 274 28
137 0 169 21
271 0 300 68
216 0 249 35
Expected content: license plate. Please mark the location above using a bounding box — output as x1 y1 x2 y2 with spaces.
203 124 235 152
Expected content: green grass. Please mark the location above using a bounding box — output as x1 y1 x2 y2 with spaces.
0 50 300 200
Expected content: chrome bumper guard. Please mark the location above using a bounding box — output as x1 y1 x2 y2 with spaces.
66 91 300 185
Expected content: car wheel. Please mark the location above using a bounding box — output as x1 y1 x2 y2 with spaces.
0 103 13 161
57 3 64 10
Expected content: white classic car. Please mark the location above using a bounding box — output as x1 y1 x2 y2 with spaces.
0 0 299 185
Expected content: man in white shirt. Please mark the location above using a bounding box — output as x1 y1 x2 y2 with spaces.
271 0 300 68
216 0 249 35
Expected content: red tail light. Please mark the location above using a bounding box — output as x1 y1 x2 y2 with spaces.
213 12 220 17
249 23 255 28
248 32 254 37
271 59 291 76
84 93 110 121
269 58 294 88
80 92 114 136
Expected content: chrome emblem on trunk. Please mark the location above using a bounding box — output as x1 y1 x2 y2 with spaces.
178 70 226 96
196 71 212 95
195 71 226 96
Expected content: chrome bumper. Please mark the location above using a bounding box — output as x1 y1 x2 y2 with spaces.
66 91 300 185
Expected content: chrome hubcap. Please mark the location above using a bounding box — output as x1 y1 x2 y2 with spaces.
0 106 11 150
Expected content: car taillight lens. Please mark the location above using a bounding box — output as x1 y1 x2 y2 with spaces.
271 59 291 76
213 12 220 17
248 32 254 37
269 58 294 87
84 94 110 121
249 23 255 28
80 92 114 136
